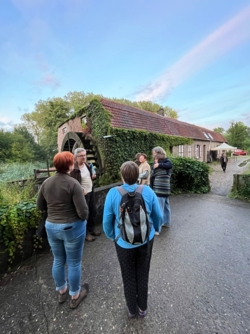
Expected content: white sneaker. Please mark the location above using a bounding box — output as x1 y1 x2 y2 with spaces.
154 231 160 236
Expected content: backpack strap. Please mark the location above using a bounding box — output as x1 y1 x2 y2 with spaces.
116 186 128 196
135 184 144 194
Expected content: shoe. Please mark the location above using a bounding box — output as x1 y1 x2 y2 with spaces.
89 229 101 237
154 231 160 236
70 283 89 309
138 308 147 318
58 287 68 304
127 307 136 319
85 234 95 242
162 224 170 228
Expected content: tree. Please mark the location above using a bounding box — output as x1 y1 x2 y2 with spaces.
213 127 225 134
13 125 46 161
225 122 250 149
163 106 178 119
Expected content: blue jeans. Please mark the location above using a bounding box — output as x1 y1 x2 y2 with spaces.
157 196 171 227
45 220 86 296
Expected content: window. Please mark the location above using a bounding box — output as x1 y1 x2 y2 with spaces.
81 115 87 124
179 145 184 157
195 145 201 158
188 145 192 158
203 132 209 139
207 133 214 140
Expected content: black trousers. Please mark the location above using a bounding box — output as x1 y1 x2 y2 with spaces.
84 191 97 233
115 238 154 314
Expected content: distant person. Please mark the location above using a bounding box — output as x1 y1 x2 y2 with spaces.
150 146 173 234
102 161 162 318
138 153 151 185
134 152 142 166
70 148 101 242
220 152 228 172
37 151 89 309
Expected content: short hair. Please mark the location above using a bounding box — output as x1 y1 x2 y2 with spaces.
152 146 166 159
53 151 74 173
120 161 139 185
139 153 147 159
74 148 86 158
134 152 141 160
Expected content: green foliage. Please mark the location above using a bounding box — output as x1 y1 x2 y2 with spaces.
0 181 42 269
82 100 192 185
0 162 47 182
213 127 225 134
230 174 250 202
0 127 46 163
225 121 250 150
170 157 211 194
112 98 179 118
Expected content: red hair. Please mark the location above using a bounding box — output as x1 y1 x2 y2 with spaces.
53 152 74 173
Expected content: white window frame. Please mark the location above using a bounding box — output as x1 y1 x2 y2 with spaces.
188 145 192 158
179 145 184 157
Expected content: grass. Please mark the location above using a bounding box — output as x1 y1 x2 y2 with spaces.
0 162 47 182
0 180 37 206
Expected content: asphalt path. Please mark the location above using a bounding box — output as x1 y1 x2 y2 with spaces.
0 159 250 334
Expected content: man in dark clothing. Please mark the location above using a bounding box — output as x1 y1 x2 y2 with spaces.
220 153 228 172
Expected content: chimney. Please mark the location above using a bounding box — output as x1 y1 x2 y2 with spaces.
157 108 164 116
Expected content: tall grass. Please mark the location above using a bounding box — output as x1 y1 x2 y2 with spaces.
0 162 47 182
0 180 37 206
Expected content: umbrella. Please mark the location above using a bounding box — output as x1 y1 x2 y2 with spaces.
210 143 237 151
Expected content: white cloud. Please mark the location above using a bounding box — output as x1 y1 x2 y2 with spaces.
135 5 250 102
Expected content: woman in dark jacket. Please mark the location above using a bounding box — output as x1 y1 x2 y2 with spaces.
150 146 173 234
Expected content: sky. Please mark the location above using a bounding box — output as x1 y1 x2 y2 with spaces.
1 0 250 132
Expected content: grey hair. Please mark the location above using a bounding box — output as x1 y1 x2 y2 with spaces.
74 148 86 158
152 146 166 159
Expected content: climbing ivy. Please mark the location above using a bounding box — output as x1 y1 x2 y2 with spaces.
82 99 192 184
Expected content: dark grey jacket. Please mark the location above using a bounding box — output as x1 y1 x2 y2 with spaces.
37 172 89 223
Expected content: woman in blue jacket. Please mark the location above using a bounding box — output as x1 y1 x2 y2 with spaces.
103 161 162 318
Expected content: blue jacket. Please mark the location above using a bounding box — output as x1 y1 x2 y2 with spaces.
102 183 163 249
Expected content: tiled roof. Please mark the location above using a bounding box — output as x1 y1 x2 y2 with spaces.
100 99 226 142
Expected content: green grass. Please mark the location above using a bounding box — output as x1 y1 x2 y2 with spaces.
0 162 47 182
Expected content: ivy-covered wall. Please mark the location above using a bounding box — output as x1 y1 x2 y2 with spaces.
79 99 192 185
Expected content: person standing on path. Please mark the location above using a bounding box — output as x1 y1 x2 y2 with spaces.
70 148 101 242
150 146 172 234
138 153 151 185
37 151 89 309
102 161 162 318
220 152 228 172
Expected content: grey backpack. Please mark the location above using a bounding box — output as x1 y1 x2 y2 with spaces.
115 185 150 245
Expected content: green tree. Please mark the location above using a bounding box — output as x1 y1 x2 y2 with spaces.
225 122 250 149
13 125 46 161
213 127 225 134
0 130 14 162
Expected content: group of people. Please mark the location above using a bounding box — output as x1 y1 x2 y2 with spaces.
37 146 172 317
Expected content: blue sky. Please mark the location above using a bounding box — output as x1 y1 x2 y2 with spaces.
1 0 250 131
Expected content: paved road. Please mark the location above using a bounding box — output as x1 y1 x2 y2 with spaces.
209 155 250 196
1 190 250 333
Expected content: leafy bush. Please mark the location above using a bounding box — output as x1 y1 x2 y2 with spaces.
0 180 42 270
170 157 211 194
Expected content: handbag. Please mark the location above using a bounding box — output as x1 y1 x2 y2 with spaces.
36 210 47 239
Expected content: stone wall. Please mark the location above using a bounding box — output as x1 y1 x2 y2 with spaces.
233 174 250 192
